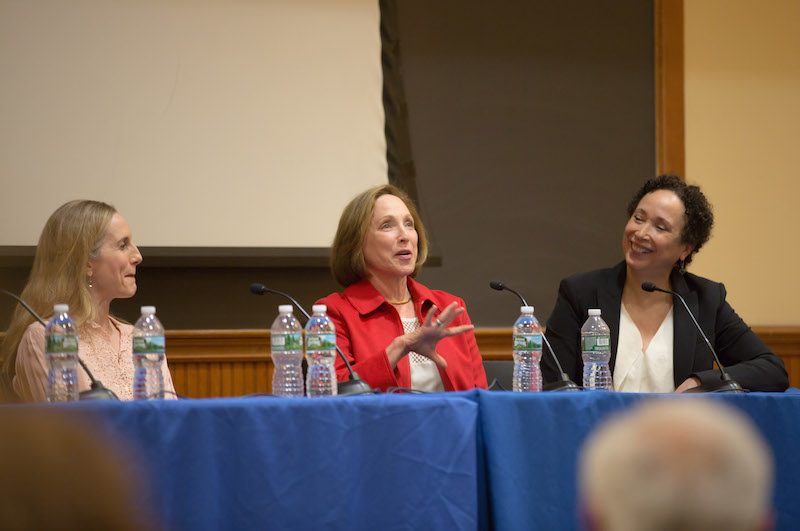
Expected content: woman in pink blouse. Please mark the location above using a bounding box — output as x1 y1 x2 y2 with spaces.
1 200 175 401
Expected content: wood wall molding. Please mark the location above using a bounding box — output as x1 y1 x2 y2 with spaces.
164 327 800 397
167 330 269 362
655 0 685 177
5 325 798 397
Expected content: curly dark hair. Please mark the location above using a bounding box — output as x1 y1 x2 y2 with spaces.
626 174 714 267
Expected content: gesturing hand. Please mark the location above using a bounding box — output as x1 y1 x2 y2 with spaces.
387 302 474 370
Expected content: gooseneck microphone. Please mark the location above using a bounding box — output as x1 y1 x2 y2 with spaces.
489 281 580 391
1 289 119 401
641 282 744 393
250 283 375 396
489 281 527 306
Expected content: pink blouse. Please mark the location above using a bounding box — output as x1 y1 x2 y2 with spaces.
13 317 176 402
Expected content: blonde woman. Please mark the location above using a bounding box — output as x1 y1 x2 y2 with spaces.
2 200 175 401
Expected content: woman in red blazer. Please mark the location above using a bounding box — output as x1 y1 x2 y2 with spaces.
317 185 487 392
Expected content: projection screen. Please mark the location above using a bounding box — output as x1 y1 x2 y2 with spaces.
0 0 387 249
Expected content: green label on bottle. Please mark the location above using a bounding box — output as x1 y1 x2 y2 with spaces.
306 333 336 350
133 335 165 354
46 335 78 353
513 334 542 351
582 335 610 352
271 332 302 351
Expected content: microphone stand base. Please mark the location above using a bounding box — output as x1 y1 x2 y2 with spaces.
683 379 746 394
337 378 375 396
79 386 120 401
543 379 581 392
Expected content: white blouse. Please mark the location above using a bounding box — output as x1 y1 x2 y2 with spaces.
613 303 675 393
401 317 445 393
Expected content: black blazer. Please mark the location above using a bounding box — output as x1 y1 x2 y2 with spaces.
542 262 789 392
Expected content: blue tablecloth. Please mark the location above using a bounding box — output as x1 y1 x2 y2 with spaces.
7 390 800 530
477 389 800 531
66 394 481 531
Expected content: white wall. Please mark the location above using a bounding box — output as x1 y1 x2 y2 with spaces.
0 0 386 248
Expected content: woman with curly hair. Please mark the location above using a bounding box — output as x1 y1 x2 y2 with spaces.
542 175 788 392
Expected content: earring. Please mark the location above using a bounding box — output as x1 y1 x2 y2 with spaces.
679 259 686 274
88 277 94 288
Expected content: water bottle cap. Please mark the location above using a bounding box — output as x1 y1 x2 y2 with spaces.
141 306 156 315
53 303 68 313
520 306 534 314
588 308 601 316
312 304 327 314
278 304 293 313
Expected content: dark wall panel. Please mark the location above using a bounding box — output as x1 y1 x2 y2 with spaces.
0 265 338 330
396 0 655 326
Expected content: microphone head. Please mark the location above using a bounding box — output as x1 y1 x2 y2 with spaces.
641 281 657 292
489 280 505 291
250 283 267 295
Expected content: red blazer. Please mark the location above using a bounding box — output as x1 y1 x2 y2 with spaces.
316 277 488 392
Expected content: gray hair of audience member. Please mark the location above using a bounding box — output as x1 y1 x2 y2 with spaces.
579 399 774 531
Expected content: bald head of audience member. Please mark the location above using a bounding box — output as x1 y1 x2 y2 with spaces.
579 399 774 531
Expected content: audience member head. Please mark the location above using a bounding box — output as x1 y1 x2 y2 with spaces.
579 399 773 531
330 184 427 286
0 409 157 530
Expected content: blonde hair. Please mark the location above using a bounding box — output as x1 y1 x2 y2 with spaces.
2 200 116 378
330 184 428 287
580 399 773 531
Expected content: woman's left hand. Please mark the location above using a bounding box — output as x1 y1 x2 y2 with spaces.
675 377 701 393
399 302 475 370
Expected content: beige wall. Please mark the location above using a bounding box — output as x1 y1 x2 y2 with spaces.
685 0 800 326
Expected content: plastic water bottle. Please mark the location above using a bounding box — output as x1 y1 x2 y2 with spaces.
512 306 543 392
270 304 304 397
45 304 79 402
582 309 612 390
132 306 165 400
305 304 337 397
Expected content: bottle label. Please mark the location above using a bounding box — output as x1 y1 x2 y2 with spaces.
306 333 336 350
513 333 542 351
583 335 610 352
271 332 302 351
46 335 78 353
133 335 166 354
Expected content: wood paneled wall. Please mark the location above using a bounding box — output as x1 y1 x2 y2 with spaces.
752 327 800 391
4 327 796 398
165 327 800 397
167 331 273 398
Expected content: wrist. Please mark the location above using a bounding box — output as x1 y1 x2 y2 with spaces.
395 335 411 357
386 335 410 367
